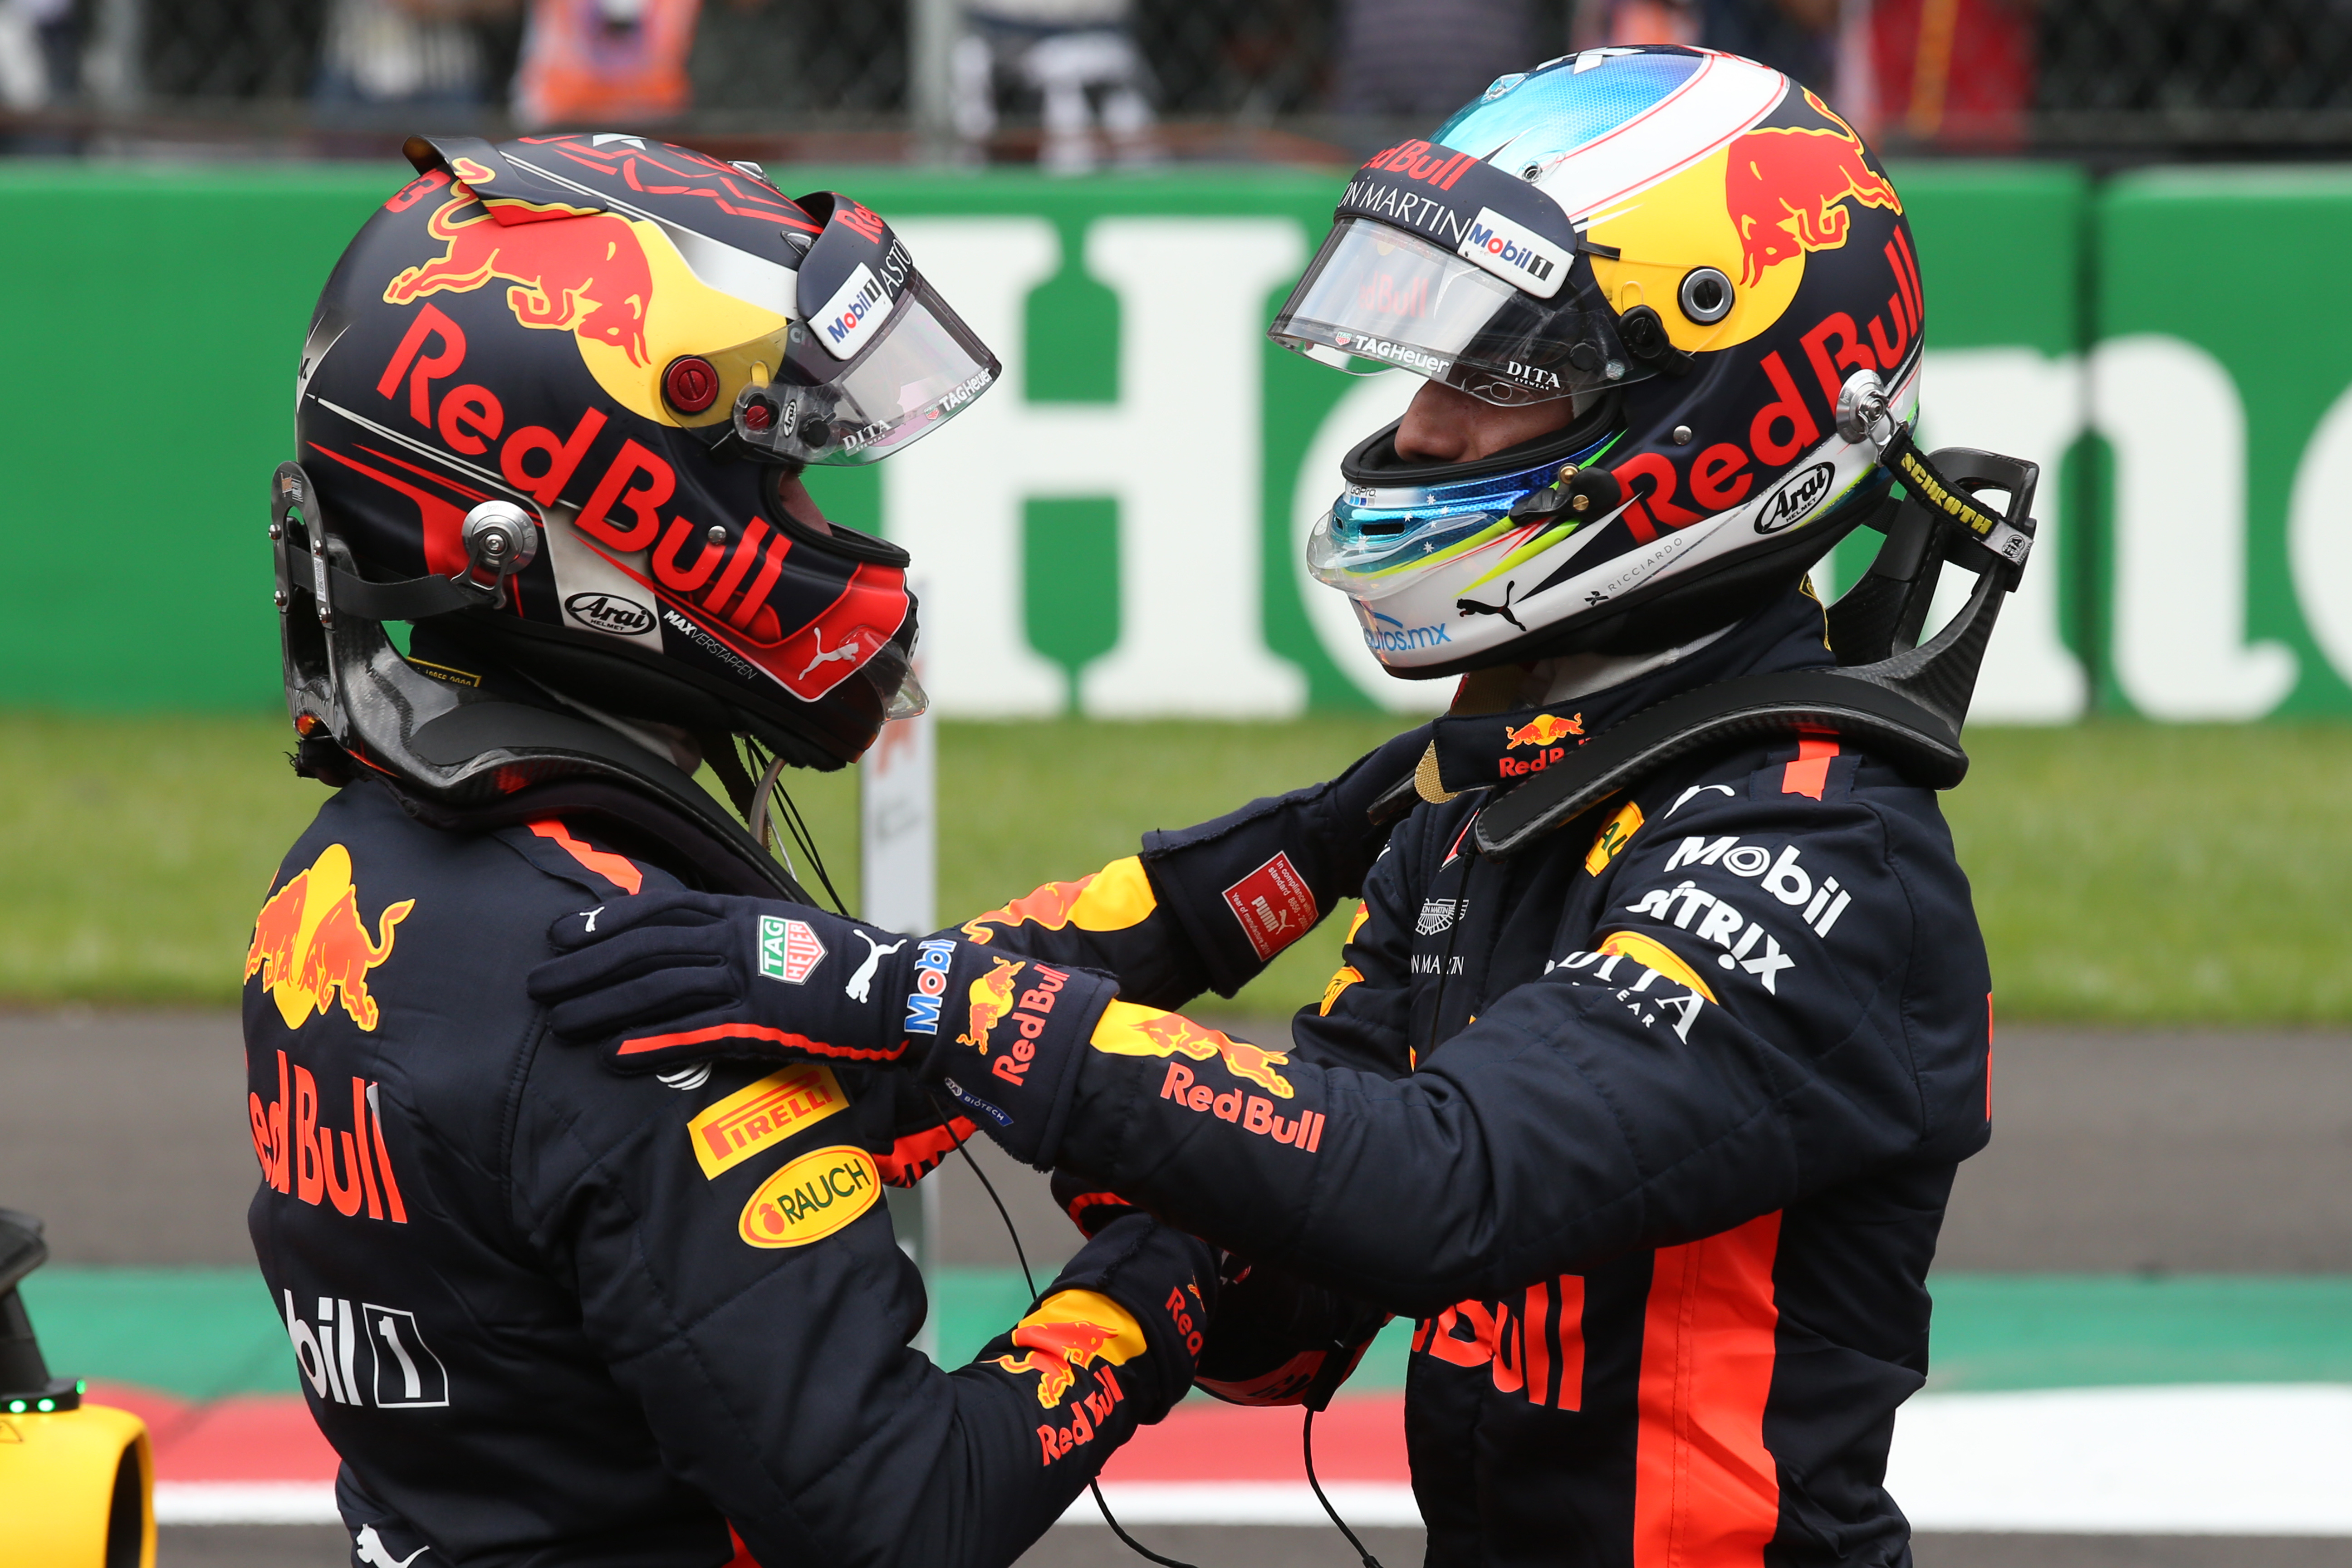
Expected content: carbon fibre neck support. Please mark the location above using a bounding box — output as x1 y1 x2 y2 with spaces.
1375 444 2039 858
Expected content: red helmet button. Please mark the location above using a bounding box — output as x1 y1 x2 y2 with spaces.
663 356 720 414
740 398 774 431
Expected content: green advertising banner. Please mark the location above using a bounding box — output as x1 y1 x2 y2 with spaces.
2093 167 2352 720
5 158 2317 724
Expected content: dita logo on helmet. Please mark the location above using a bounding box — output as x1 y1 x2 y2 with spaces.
386 194 654 367
1723 99 1903 287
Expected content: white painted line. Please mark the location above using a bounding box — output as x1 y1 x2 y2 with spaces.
143 1385 2352 1535
154 1482 340 1525
1891 1384 2352 1535
1061 1483 1423 1527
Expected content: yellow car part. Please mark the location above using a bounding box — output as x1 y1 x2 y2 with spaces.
0 1401 153 1568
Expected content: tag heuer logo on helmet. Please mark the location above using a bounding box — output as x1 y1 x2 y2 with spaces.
758 916 827 984
1337 335 1451 375
1458 207 1569 299
1755 461 1836 534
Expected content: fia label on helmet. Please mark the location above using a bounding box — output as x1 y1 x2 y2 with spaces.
813 262 894 361
1457 206 1569 299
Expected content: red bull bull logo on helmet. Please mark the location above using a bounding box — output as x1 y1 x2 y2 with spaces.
245 844 414 1032
385 194 655 368
1723 98 1902 288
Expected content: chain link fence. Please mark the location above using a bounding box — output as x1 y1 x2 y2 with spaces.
2 0 2350 161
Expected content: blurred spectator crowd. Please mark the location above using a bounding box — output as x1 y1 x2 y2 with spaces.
0 0 2347 160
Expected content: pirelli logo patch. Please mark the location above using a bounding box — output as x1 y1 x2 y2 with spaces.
687 1065 848 1179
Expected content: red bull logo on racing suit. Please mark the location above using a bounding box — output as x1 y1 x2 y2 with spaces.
246 843 414 1032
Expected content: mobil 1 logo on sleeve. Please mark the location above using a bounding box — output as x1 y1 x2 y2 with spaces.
284 1292 449 1410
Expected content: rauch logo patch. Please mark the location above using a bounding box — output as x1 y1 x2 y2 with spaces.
738 1145 879 1247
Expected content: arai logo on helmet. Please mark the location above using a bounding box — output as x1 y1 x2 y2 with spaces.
564 591 657 635
1754 461 1837 534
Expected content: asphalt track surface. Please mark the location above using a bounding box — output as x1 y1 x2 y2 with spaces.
7 1010 2351 1568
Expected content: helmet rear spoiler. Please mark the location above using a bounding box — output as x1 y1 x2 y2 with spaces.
1372 441 2040 857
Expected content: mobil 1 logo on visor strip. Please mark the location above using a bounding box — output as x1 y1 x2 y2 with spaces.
1457 207 1569 295
813 263 893 360
1339 138 1581 300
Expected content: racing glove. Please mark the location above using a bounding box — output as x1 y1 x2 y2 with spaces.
1135 721 1431 997
528 890 1120 1158
984 1209 1218 1432
1050 1168 1146 1239
1193 1255 1389 1411
1049 1172 1379 1409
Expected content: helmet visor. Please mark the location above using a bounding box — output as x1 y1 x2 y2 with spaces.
1270 219 1646 407
729 271 1000 466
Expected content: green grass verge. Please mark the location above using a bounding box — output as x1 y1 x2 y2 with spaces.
3 711 2351 1020
29 1265 2352 1399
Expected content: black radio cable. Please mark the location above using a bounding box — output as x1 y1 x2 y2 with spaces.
1303 1405 1386 1568
922 1091 1200 1568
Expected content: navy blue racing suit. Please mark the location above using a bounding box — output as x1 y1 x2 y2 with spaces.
242 774 1215 1568
951 589 1994 1568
